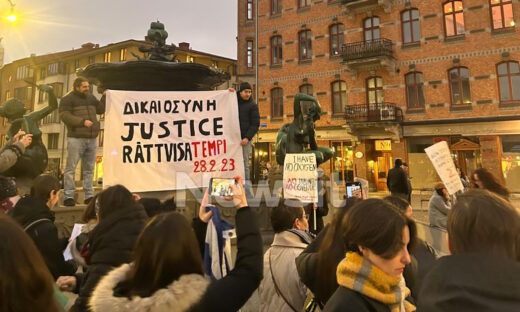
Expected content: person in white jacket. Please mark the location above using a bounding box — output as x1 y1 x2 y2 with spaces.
259 199 312 312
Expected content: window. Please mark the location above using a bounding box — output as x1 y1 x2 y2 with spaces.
271 0 281 15
74 59 81 70
14 86 31 102
88 56 96 64
42 110 60 125
299 30 312 60
47 133 59 150
5 90 11 100
186 55 195 63
405 72 425 109
497 61 520 103
104 52 112 63
331 80 347 114
247 40 254 68
299 84 314 113
47 62 64 76
490 0 514 30
401 9 420 44
329 23 344 56
299 0 311 8
38 89 47 103
271 36 283 65
366 77 384 105
331 141 354 184
443 1 465 36
120 48 127 62
271 87 283 118
247 0 253 20
449 67 471 106
99 130 104 147
211 60 218 68
16 65 32 80
364 17 380 42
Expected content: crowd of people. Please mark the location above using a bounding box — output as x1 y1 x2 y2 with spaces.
0 78 518 311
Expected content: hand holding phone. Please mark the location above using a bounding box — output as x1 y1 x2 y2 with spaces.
346 182 362 199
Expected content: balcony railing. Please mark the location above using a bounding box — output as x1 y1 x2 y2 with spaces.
341 38 394 62
345 103 403 122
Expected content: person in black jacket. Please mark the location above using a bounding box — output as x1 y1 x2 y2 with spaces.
57 184 148 312
88 176 263 312
236 82 260 189
386 159 411 202
323 199 417 312
9 174 76 280
418 190 520 312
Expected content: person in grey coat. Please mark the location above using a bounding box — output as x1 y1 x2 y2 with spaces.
0 130 32 173
428 182 451 229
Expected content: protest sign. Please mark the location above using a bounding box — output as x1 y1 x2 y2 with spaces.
63 223 85 261
103 90 244 191
425 141 464 195
283 153 318 203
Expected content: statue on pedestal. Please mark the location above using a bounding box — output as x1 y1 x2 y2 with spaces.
275 93 332 167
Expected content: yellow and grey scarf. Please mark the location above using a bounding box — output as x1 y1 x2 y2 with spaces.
336 252 416 312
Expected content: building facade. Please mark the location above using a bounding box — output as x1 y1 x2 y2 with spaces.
1 40 237 183
237 0 520 193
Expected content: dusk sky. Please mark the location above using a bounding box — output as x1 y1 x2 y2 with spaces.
0 0 237 64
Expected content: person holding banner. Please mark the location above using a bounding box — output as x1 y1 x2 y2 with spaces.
60 77 105 207
236 82 260 192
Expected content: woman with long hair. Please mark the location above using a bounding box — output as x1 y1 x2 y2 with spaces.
62 184 148 312
419 190 520 311
471 168 510 199
9 174 76 280
0 214 61 312
323 199 417 312
296 197 361 306
89 176 263 312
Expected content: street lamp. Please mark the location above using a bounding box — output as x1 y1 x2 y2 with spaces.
6 0 16 23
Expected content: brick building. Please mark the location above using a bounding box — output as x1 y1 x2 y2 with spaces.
1 39 236 183
237 0 520 193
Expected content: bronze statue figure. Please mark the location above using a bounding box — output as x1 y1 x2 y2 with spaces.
0 84 58 178
275 93 332 166
138 21 177 62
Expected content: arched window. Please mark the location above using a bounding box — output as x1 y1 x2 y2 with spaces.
329 23 344 56
490 0 514 30
331 80 347 114
366 77 384 106
271 87 284 118
497 61 520 103
448 67 471 106
405 72 425 109
401 9 420 44
443 1 465 37
271 36 282 65
299 30 312 60
364 17 380 42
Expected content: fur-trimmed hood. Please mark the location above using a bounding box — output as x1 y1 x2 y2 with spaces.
89 264 210 312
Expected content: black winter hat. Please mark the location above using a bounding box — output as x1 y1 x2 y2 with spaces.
0 176 17 201
239 82 252 92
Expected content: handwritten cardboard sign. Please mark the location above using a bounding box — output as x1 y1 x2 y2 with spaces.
283 153 318 203
425 141 464 195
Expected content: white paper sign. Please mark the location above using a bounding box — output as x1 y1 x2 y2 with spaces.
283 153 318 203
103 90 244 192
425 141 464 195
63 223 85 261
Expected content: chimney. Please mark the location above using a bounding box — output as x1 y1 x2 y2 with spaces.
178 42 190 50
81 42 96 49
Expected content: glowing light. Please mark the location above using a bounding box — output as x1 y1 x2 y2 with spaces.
6 13 17 22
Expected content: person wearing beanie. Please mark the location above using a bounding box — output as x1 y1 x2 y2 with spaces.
236 82 260 191
387 158 411 202
0 176 19 214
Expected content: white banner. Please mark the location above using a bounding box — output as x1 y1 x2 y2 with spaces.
425 141 464 195
283 154 318 203
103 90 244 192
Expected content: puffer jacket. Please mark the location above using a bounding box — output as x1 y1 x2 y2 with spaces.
259 230 309 312
59 91 105 138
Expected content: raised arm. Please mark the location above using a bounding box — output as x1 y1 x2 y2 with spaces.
26 85 58 121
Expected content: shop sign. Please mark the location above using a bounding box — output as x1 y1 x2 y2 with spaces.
375 140 392 151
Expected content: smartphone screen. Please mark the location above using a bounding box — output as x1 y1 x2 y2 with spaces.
346 182 362 198
209 178 236 197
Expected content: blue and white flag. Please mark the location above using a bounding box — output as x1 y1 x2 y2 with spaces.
204 206 235 280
